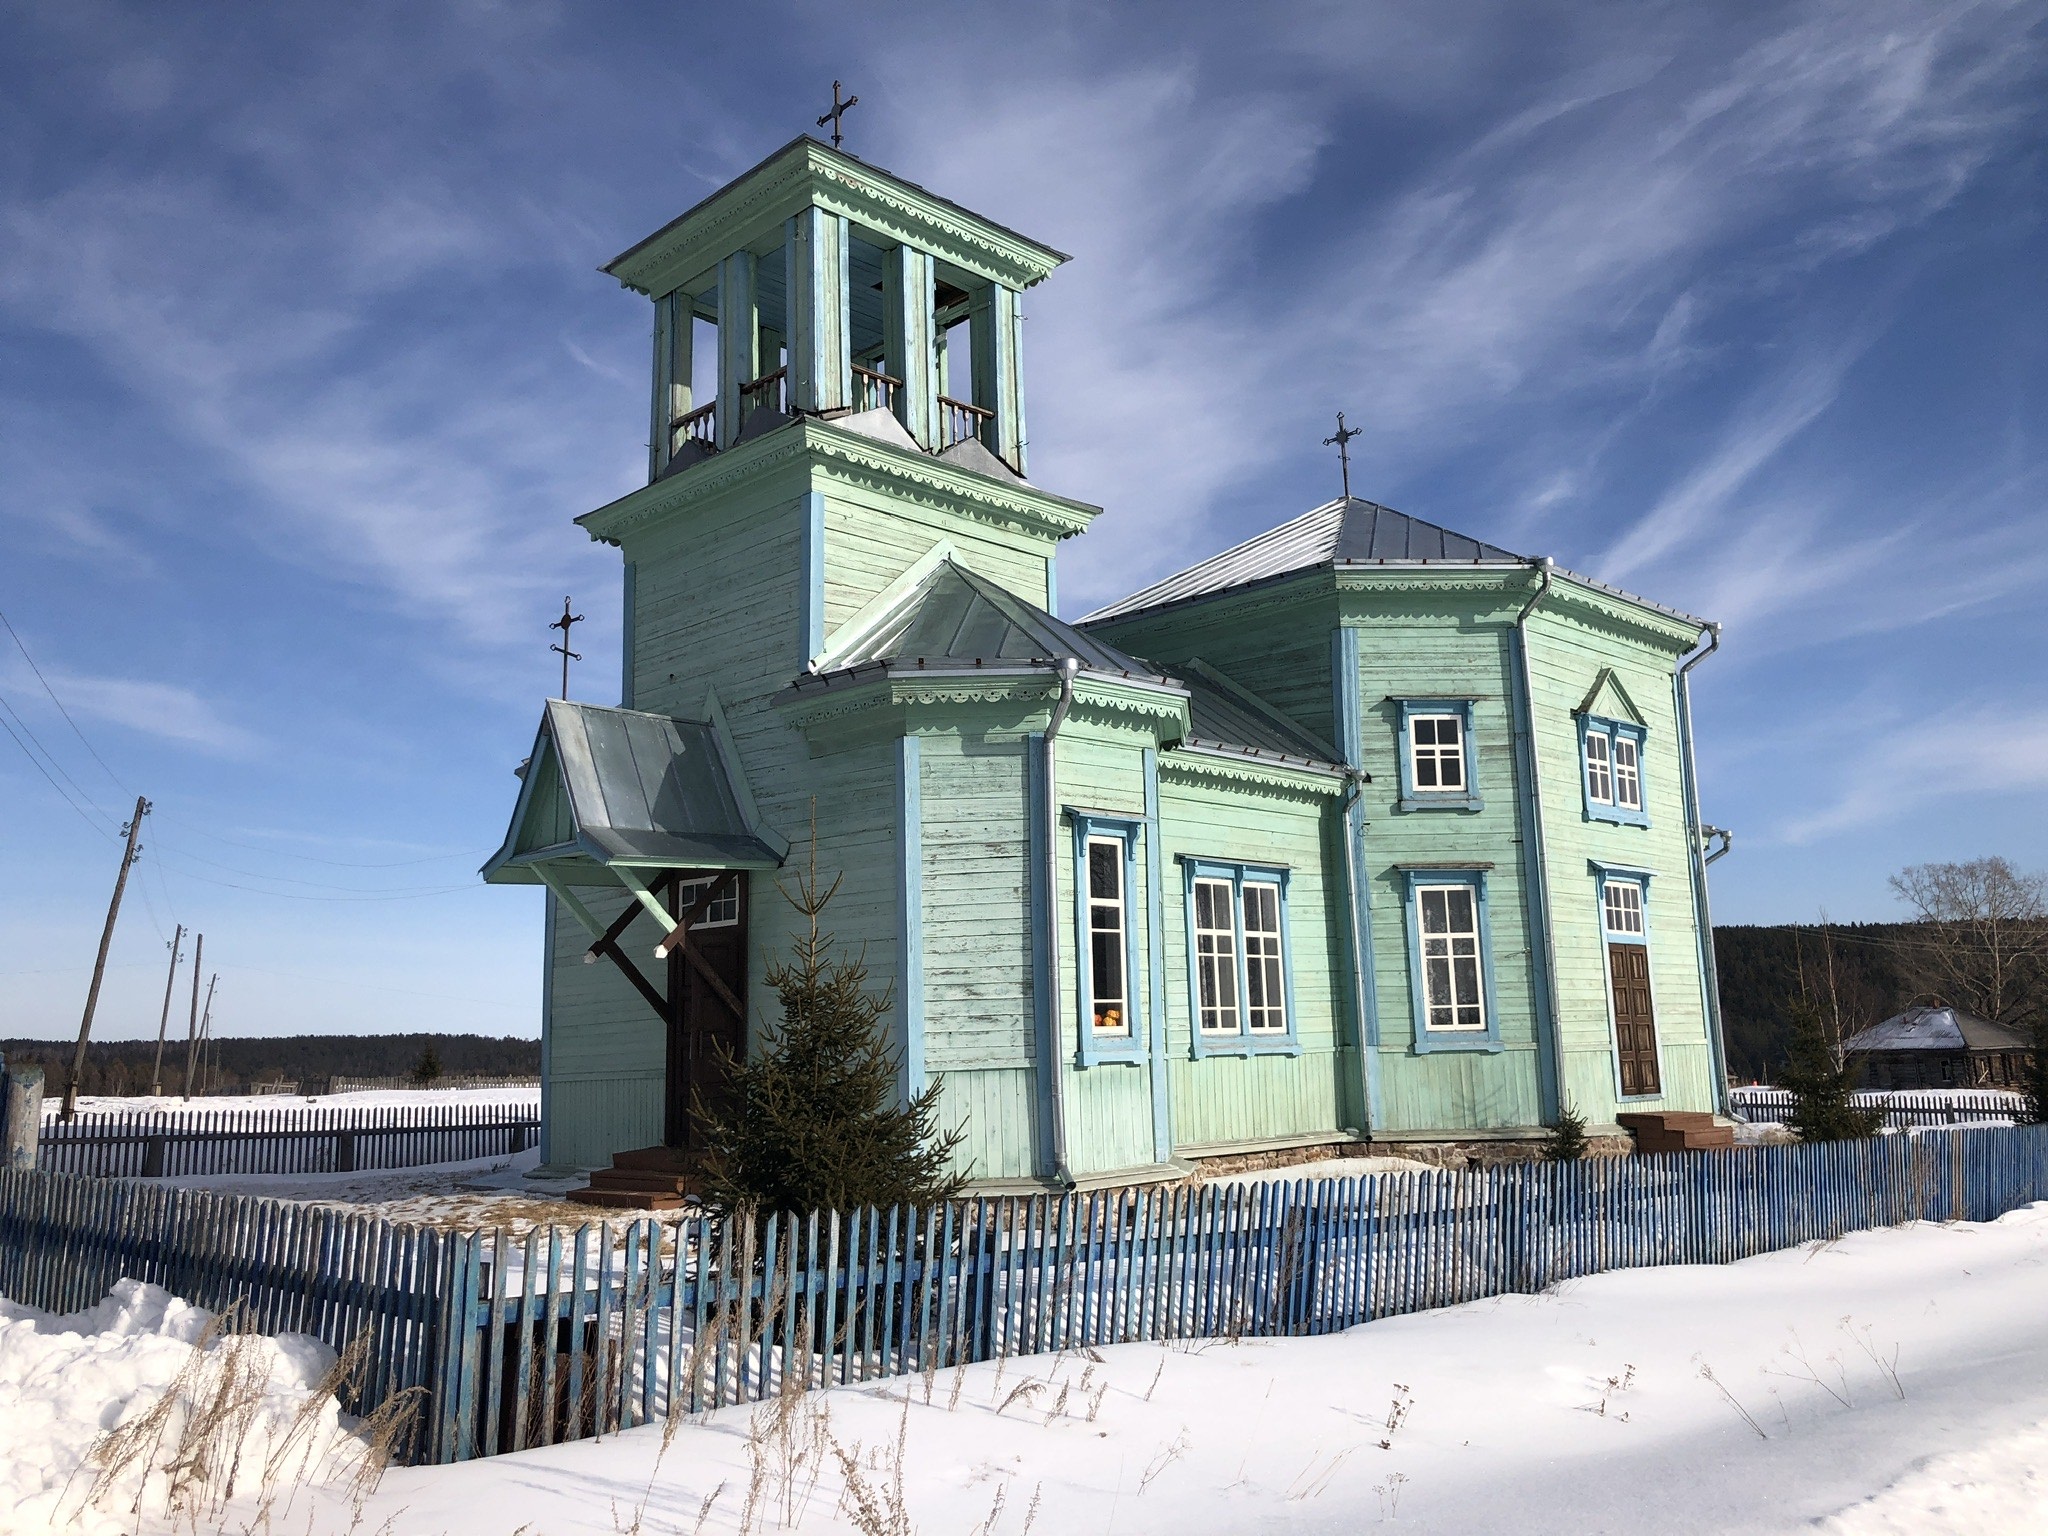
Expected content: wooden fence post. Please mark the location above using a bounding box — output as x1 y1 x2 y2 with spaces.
2 1061 44 1171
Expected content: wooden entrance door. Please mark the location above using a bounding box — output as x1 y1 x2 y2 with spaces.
1609 942 1660 1097
664 872 749 1148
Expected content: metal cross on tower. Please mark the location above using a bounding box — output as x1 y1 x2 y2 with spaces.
549 597 584 700
817 80 859 149
1323 412 1362 502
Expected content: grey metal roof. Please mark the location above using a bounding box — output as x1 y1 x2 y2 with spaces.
828 559 1165 680
1081 498 1523 624
1161 658 1345 771
1844 1005 2031 1054
483 700 783 882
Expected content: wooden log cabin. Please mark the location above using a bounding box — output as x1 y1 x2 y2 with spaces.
483 136 1735 1187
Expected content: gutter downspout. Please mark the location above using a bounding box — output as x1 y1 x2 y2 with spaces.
1041 656 1080 1187
1337 764 1376 1132
1676 624 1731 1114
1511 557 1565 1123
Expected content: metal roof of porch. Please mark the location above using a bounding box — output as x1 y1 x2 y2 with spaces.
482 699 783 885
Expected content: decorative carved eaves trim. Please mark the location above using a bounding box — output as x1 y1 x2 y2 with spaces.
1158 749 1344 801
578 420 1100 548
607 139 1068 298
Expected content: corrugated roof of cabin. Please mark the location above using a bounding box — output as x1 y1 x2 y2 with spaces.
1844 1004 2031 1053
1080 497 1522 624
826 559 1166 680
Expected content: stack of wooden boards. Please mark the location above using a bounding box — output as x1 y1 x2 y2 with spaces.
1618 1110 1736 1153
565 1144 701 1209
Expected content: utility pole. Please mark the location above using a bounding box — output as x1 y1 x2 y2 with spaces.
195 975 218 1095
182 931 205 1100
149 924 185 1097
61 795 149 1120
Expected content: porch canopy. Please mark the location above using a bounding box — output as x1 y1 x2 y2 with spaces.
483 698 785 968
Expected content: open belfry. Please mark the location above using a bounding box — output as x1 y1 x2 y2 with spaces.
483 133 1734 1198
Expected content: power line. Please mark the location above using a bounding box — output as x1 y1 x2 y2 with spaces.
0 704 117 838
0 604 129 794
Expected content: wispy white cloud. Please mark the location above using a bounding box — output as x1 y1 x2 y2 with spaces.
2 662 260 757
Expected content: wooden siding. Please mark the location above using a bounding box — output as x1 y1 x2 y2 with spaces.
1052 725 1159 1177
821 484 1051 630
1352 609 1547 1134
544 884 665 1168
917 734 1035 1073
1524 600 1715 1123
1156 768 1353 1149
929 1067 1039 1182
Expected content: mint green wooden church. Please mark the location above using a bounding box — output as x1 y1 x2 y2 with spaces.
484 136 1734 1185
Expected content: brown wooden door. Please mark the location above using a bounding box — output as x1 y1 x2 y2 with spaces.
664 872 749 1148
1609 942 1661 1097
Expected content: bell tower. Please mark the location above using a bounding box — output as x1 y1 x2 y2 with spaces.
606 136 1064 481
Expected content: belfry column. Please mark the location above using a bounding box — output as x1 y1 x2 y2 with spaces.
786 208 851 415
648 289 693 479
715 251 758 447
970 283 1026 473
883 244 936 447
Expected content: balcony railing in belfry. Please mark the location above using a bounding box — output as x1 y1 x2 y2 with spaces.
938 394 994 452
739 366 788 422
668 401 716 456
851 363 901 415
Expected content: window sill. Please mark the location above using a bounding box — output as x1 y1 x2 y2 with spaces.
1411 1032 1504 1055
1189 1034 1303 1060
1586 805 1650 828
1397 793 1484 813
1075 1034 1146 1068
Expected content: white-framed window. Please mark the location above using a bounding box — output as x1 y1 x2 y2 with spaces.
1192 877 1240 1035
1581 716 1649 825
1409 713 1466 792
1242 881 1286 1034
1417 884 1486 1032
1181 860 1296 1054
1086 835 1129 1036
1602 879 1645 937
1585 730 1613 804
1612 734 1641 812
676 876 741 927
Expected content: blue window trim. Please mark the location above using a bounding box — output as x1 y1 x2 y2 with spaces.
1402 867 1503 1054
1590 861 1664 1100
1069 810 1147 1067
1579 715 1650 826
1395 698 1482 812
1177 856 1302 1059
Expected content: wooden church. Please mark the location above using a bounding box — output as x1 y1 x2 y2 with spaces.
484 134 1735 1189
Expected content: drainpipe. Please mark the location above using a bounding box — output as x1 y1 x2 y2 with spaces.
1337 765 1375 1133
1041 656 1080 1187
1511 557 1565 1123
1676 624 1731 1114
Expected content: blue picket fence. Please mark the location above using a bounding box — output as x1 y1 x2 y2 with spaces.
4 1124 2046 1466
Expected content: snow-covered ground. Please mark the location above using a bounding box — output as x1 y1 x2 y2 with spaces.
0 1281 369 1535
9 1202 2043 1534
51 1085 540 1116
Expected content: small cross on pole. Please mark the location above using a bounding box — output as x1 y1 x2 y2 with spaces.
817 80 859 149
1323 411 1362 501
549 597 584 700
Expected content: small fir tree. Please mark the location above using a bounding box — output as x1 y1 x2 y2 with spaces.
693 845 966 1215
1544 1100 1589 1162
410 1046 443 1087
1779 998 1884 1142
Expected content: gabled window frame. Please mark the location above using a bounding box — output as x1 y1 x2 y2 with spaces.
1591 861 1662 1101
1395 698 1483 812
1401 866 1503 1054
1579 715 1650 827
1178 857 1302 1059
1068 811 1147 1067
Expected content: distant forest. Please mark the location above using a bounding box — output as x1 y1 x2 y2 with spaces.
0 1033 540 1098
1715 923 1917 1083
0 925 1940 1098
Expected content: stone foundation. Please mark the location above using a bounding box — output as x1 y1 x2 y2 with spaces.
1179 1132 1636 1182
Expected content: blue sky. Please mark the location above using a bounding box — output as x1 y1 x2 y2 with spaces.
2 0 2043 1042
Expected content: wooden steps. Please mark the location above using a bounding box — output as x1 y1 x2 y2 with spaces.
1617 1111 1735 1153
565 1145 703 1210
